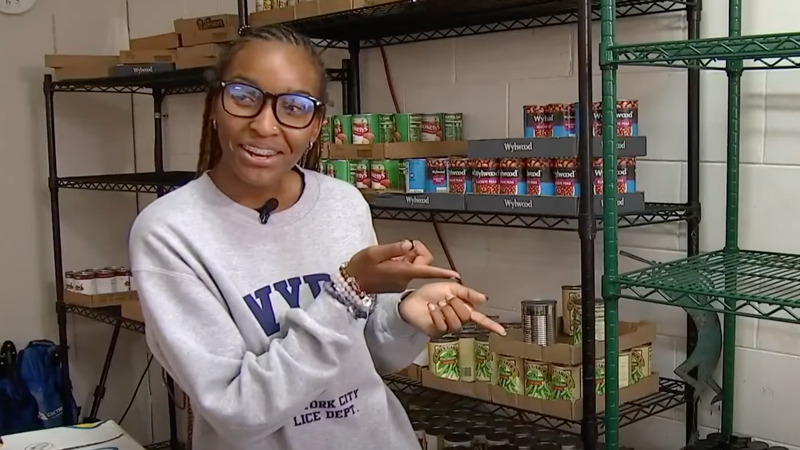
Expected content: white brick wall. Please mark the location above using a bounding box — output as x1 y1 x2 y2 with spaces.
3 0 800 447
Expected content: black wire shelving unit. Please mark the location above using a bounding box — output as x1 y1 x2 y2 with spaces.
43 0 701 449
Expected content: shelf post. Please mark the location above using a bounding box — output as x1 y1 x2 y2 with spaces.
154 89 165 197
347 40 361 114
685 0 702 443
722 0 743 437
237 0 249 30
576 0 597 447
599 0 620 448
44 74 74 425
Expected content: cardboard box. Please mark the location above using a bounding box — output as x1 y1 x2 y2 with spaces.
121 301 145 323
53 66 113 81
295 0 319 19
420 368 659 421
489 321 656 366
120 50 177 64
394 364 422 382
174 14 239 47
64 290 138 308
45 54 119 68
319 0 351 15
250 6 295 27
324 141 467 160
176 43 227 69
130 32 182 50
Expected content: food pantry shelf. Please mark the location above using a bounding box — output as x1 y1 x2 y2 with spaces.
282 0 691 48
372 202 692 231
613 250 800 323
56 172 194 193
49 67 347 95
65 304 145 334
384 374 688 434
610 32 800 70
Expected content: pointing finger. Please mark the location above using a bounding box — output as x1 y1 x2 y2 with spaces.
448 298 473 323
389 264 459 281
471 310 506 336
409 240 435 266
449 284 488 306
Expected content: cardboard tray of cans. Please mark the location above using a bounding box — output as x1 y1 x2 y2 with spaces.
489 321 656 366
420 368 659 421
64 290 139 308
464 192 645 216
323 141 466 160
365 192 466 211
467 136 647 160
251 0 405 26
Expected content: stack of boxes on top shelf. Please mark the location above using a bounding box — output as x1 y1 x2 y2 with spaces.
396 287 658 421
43 0 407 81
63 265 143 323
44 14 236 80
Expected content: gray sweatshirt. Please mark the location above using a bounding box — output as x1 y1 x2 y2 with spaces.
128 169 428 450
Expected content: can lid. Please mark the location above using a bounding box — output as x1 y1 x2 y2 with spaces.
65 271 76 276
96 269 115 277
75 271 95 279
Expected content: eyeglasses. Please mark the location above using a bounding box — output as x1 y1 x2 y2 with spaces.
219 81 323 129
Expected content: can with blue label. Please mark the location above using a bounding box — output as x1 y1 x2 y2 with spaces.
425 158 449 193
447 157 472 193
499 159 526 195
405 159 426 193
525 158 554 196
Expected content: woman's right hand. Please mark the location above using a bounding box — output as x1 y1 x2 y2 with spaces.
346 240 459 293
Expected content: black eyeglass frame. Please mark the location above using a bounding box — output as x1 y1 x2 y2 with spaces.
217 80 325 130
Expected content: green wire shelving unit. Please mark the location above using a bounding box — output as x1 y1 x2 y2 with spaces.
599 0 800 448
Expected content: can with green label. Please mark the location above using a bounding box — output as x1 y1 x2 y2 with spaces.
352 160 371 189
392 113 422 142
371 159 401 191
332 115 352 144
326 160 354 184
318 158 329 174
319 116 332 144
379 114 395 143
445 113 463 141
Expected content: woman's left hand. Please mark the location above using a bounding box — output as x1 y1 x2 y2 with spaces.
397 282 506 338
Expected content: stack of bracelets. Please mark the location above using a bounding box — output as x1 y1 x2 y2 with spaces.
324 263 377 319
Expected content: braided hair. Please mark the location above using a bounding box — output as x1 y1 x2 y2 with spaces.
196 25 329 176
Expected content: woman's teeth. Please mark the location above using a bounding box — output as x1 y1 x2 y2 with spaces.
243 144 278 157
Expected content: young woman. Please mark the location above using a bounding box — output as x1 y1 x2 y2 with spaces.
128 25 503 450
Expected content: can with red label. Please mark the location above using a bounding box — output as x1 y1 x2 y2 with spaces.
548 103 574 137
524 105 552 138
617 100 639 136
525 158 554 196
448 157 472 193
472 159 500 194
553 158 579 197
425 158 449 193
499 159 526 195
421 113 445 142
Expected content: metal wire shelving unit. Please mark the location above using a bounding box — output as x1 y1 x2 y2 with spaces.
42 1 701 449
599 0 800 448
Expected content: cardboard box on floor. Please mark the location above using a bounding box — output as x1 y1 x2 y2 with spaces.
489 321 656 366
420 369 659 421
64 290 138 308
324 141 467 160
394 364 422 382
174 14 239 47
130 32 182 50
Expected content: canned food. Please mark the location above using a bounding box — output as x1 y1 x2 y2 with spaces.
319 116 332 144
73 271 97 295
521 299 557 345
524 105 552 138
553 158 579 197
474 334 493 383
326 160 354 184
561 285 581 337
332 115 352 144
548 103 574 137
65 271 76 292
393 113 422 142
371 160 401 191
425 158 449 193
525 158 554 196
619 351 632 388
497 355 522 394
428 336 460 380
405 158 426 193
485 431 514 447
448 157 472 193
471 426 493 449
499 159 526 195
444 432 473 448
352 114 389 144
631 344 652 384
444 113 463 141
352 160 370 189
620 157 637 193
421 113 445 141
551 364 581 401
573 102 602 136
472 159 500 194
523 359 551 400
426 427 452 450
617 100 638 136
571 298 605 345
595 357 606 395
458 332 477 382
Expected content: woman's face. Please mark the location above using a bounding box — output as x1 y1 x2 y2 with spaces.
212 40 323 189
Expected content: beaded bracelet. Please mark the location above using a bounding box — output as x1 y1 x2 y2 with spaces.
323 263 376 319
